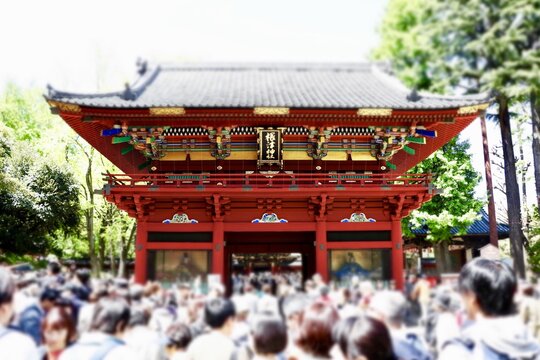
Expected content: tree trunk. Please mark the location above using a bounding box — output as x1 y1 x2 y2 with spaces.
118 221 136 278
481 113 499 247
85 209 97 276
499 96 526 278
519 142 529 226
117 232 125 278
434 242 452 274
97 225 106 274
109 237 116 276
85 152 99 277
531 91 540 210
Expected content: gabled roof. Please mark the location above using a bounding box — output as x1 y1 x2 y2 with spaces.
45 62 489 110
410 209 510 237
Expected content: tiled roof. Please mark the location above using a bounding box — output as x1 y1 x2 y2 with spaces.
410 209 510 237
46 62 489 109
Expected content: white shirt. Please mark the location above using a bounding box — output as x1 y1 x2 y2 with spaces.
435 312 460 353
59 332 137 360
123 325 166 360
0 326 39 360
187 330 235 360
257 294 279 315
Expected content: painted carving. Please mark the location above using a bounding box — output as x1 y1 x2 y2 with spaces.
208 127 231 159
162 213 198 224
307 127 332 160
341 212 376 223
252 212 288 223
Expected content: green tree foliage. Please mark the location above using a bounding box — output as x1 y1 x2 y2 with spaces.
527 207 540 276
407 138 483 241
375 0 540 96
375 0 540 276
0 122 80 254
404 138 483 273
0 84 134 273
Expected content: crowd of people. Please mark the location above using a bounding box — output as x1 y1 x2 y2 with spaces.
0 258 539 359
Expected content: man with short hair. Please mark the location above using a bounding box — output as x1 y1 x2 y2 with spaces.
440 258 540 359
0 267 39 360
18 287 60 344
369 290 432 360
59 296 136 360
187 298 236 360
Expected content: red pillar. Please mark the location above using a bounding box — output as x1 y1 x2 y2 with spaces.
315 220 328 282
391 219 404 290
212 220 225 282
134 221 147 284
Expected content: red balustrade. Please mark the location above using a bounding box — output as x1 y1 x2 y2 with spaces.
102 173 432 189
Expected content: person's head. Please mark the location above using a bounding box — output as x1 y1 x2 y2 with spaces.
368 291 406 329
244 283 254 294
335 315 396 360
262 283 273 295
432 289 453 313
129 284 144 303
90 297 131 336
281 293 312 334
458 258 516 319
165 322 192 352
523 285 535 297
320 285 330 298
0 268 15 326
204 298 236 334
48 262 61 276
128 306 150 328
251 314 288 356
40 288 61 312
296 301 340 358
41 306 75 353
75 268 91 286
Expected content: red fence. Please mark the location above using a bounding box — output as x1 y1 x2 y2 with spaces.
103 173 432 189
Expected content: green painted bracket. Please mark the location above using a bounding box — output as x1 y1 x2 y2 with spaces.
386 161 397 170
406 136 426 144
121 145 134 155
112 136 131 144
138 160 152 170
403 145 416 155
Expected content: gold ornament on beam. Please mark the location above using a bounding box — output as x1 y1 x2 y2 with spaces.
457 103 489 115
48 101 81 113
253 107 290 115
149 107 186 116
357 108 393 116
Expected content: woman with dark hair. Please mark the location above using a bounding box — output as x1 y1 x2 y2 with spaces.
165 322 192 360
295 301 339 359
40 306 76 360
251 313 287 360
334 315 396 360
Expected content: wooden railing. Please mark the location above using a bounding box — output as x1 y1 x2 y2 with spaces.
103 173 432 189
